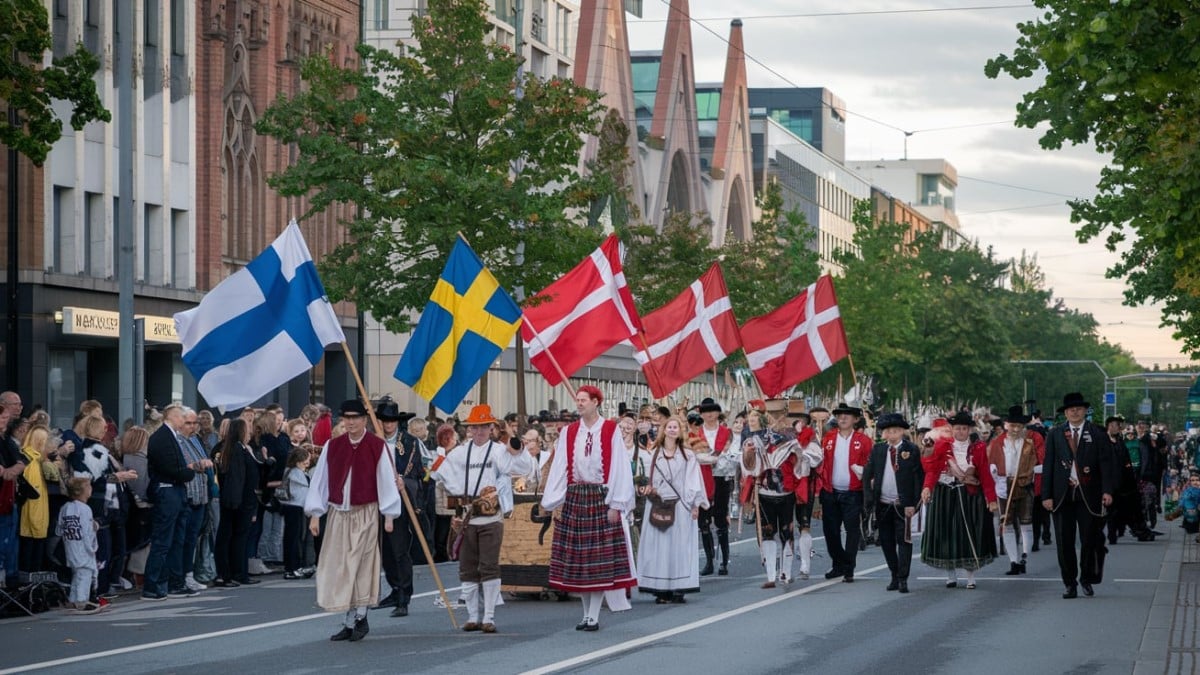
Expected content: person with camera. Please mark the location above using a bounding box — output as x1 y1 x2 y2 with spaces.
431 404 531 634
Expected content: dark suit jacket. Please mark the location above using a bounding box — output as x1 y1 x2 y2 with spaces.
218 442 260 512
147 423 195 486
863 439 924 510
1041 421 1116 510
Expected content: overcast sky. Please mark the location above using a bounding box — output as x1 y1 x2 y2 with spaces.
625 0 1192 369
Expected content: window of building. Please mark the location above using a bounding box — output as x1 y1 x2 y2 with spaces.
48 350 86 431
51 187 74 274
556 5 571 54
143 203 162 284
83 192 100 276
171 209 189 288
530 0 548 42
83 0 101 55
170 0 186 57
373 0 390 29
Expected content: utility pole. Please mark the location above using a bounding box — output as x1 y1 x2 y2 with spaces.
117 1 137 425
511 0 528 417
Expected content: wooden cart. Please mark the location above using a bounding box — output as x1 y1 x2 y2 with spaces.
498 492 557 594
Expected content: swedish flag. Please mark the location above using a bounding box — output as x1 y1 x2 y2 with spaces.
394 239 522 412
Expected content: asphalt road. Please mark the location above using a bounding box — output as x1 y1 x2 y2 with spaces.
0 521 1175 675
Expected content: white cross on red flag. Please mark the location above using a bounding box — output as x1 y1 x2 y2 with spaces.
521 235 642 386
631 263 742 398
741 275 849 397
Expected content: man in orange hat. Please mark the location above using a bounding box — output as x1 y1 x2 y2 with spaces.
432 403 532 633
541 385 637 632
304 400 403 643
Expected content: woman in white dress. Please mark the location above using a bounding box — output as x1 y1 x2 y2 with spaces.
636 416 710 604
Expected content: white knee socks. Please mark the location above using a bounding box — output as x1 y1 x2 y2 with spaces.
780 541 795 583
462 582 481 623
481 579 502 624
798 531 813 575
761 539 778 582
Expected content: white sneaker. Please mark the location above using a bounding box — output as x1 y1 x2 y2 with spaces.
118 577 134 591
185 573 207 591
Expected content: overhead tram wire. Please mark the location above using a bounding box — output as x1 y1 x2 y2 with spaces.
635 4 1034 22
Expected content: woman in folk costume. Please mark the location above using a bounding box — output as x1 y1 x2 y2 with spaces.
741 415 806 588
636 416 709 603
920 411 999 589
541 386 637 632
304 400 403 643
987 405 1043 575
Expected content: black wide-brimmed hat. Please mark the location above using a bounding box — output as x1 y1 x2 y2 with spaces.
947 410 975 427
339 399 368 417
876 412 910 430
1105 414 1125 426
1056 392 1090 413
1003 405 1030 425
375 399 403 422
831 402 862 417
698 397 722 414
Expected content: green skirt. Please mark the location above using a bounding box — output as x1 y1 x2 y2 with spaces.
921 482 997 571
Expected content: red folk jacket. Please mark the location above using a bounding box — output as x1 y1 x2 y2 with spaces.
922 438 998 503
817 430 873 493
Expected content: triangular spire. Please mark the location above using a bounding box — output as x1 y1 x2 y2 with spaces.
709 19 755 242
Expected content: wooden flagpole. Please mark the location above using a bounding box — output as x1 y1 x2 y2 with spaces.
521 316 577 400
340 342 458 629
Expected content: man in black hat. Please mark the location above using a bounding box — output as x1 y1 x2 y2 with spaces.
1136 418 1167 533
1105 415 1154 543
816 403 873 582
372 399 424 618
692 397 734 576
1041 392 1116 599
862 413 923 593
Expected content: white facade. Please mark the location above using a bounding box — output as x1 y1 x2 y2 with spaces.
364 0 577 80
760 118 872 273
44 0 196 288
846 157 960 232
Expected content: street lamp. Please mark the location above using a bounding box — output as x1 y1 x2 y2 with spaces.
1009 359 1114 420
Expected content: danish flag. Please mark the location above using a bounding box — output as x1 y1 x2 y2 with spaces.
741 275 849 397
521 235 642 386
631 263 742 398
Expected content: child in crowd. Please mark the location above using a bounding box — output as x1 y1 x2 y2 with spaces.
1166 472 1200 541
58 477 101 613
280 446 314 580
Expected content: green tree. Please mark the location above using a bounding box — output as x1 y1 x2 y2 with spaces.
256 0 610 332
1 0 110 165
985 2 1200 357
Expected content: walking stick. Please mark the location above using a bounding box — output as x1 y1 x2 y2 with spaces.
343 342 458 629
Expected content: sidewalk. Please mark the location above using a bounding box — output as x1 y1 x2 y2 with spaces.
1136 525 1198 675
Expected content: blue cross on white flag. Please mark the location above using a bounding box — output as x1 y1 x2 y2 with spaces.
175 221 346 410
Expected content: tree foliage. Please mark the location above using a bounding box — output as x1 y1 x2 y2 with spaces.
985 2 1200 356
0 0 110 165
256 0 610 333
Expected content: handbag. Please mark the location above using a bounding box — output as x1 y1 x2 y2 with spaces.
471 485 500 517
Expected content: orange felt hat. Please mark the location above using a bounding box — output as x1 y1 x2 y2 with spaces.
463 404 498 426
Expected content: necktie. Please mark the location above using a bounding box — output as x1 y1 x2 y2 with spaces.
1070 427 1079 452
889 445 898 472
584 432 593 457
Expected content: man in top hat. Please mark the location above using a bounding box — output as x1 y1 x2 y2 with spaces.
1041 392 1116 599
541 385 638 632
987 405 1044 576
372 399 425 618
304 400 403 642
691 397 734 576
1105 414 1154 544
432 404 532 633
862 412 923 593
816 403 873 582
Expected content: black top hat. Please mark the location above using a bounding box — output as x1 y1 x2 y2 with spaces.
1003 405 1030 425
1056 392 1090 413
875 412 910 431
1105 414 1125 426
340 399 368 417
375 399 403 421
947 410 975 427
698 398 722 414
831 402 862 417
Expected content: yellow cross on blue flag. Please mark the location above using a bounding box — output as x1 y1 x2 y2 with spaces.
394 238 523 412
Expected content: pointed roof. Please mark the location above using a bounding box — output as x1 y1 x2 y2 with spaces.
709 19 755 242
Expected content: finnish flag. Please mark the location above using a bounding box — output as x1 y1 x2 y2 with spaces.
175 221 346 410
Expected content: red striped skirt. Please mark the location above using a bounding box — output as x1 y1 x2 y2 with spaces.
548 483 636 592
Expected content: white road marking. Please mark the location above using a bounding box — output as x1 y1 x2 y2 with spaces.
519 563 891 675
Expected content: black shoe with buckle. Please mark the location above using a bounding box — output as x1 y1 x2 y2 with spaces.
330 626 353 641
582 619 599 632
1005 562 1022 576
349 617 369 642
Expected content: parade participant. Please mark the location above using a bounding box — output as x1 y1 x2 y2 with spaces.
637 416 708 603
691 398 734 577
304 400 403 642
921 411 999 589
432 404 531 633
1107 415 1153 543
1137 419 1166 532
541 386 637 632
742 415 813 587
790 412 822 580
1041 392 1115 599
809 406 831 434
862 413 923 593
816 403 873 582
371 399 423 618
987 406 1042 575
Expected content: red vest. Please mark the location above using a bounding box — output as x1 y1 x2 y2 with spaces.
325 432 385 506
564 419 617 485
818 430 873 493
